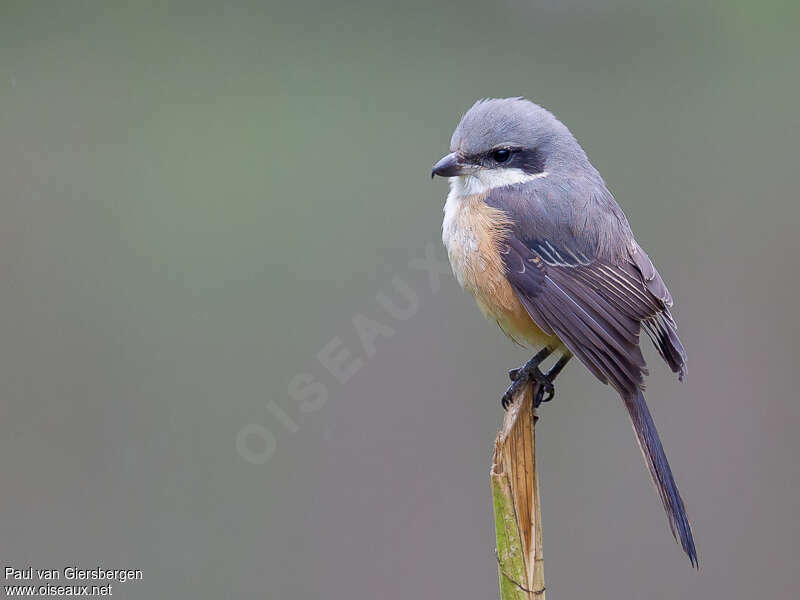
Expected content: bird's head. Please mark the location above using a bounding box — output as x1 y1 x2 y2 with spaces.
431 97 582 193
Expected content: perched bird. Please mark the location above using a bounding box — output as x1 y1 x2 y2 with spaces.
431 97 697 566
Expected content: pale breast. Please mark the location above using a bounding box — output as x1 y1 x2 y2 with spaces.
442 187 555 348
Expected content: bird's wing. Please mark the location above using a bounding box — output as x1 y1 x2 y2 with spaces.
484 179 687 390
500 232 686 394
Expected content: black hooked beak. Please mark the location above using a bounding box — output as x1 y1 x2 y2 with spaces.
430 152 465 179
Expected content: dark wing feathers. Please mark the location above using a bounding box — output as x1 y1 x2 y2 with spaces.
629 239 674 306
643 310 687 379
626 241 688 378
502 233 686 395
484 182 686 387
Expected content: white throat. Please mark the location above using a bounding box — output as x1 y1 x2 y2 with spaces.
449 168 548 197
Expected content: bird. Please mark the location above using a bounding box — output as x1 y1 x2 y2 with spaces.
431 97 697 567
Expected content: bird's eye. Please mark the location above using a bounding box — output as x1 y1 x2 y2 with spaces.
491 148 512 163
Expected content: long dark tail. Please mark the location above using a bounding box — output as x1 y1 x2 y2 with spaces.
623 390 698 567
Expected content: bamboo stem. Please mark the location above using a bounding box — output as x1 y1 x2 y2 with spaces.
491 382 545 599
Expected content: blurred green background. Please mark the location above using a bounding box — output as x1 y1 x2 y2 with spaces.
1 1 798 598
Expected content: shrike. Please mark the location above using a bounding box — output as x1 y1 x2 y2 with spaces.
432 97 697 566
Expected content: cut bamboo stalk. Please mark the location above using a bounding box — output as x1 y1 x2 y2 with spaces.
491 382 545 599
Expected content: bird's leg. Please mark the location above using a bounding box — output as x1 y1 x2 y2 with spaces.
503 350 572 410
502 347 554 410
508 347 553 382
533 353 572 408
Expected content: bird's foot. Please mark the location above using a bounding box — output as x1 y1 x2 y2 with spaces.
503 349 571 411
502 366 556 410
534 379 555 408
